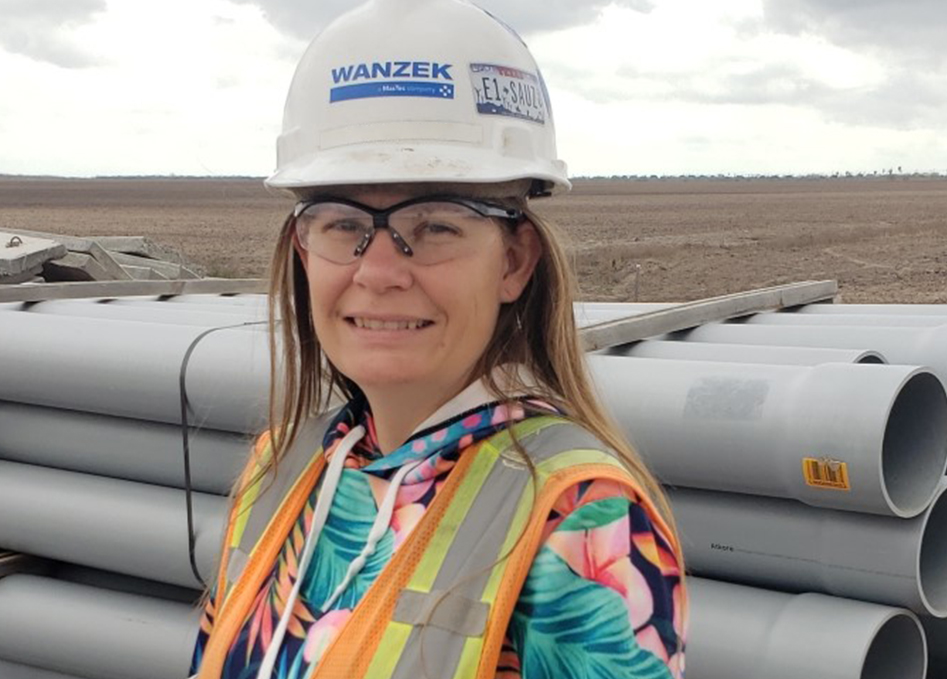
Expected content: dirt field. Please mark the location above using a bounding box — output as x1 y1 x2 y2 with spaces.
2 176 946 303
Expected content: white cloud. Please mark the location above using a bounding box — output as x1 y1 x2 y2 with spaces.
527 0 946 174
0 0 943 177
0 0 303 176
0 0 106 67
762 0 945 60
229 0 659 41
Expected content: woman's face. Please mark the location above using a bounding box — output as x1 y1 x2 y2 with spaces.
297 185 540 404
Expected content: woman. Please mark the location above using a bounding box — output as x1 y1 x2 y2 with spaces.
191 0 686 677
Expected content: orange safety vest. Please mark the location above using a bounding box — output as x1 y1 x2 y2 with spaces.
196 414 684 679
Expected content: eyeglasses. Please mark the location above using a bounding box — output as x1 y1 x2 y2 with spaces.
293 195 524 265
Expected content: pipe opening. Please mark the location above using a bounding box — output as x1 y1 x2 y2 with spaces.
882 372 947 516
920 485 947 616
861 614 925 679
855 352 885 365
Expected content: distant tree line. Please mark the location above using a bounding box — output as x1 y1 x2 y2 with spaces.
574 170 947 181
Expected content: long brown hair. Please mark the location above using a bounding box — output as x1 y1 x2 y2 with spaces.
258 187 678 536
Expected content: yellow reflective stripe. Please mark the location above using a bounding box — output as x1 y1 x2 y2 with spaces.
405 416 561 594
479 473 533 607
230 470 264 549
407 440 502 593
229 435 277 549
363 621 414 679
452 636 485 679
535 447 624 477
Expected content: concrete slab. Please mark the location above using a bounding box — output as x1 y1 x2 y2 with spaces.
121 264 168 281
90 236 187 265
42 252 112 282
0 232 67 277
0 228 97 254
0 264 43 285
109 251 198 279
88 243 132 280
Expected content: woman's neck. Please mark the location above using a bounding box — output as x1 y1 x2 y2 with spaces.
363 378 472 454
358 365 534 454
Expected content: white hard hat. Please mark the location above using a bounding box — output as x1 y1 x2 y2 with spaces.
265 0 571 197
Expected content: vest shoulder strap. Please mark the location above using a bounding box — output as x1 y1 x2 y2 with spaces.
217 412 337 593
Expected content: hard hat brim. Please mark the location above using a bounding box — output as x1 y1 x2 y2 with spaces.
265 142 571 197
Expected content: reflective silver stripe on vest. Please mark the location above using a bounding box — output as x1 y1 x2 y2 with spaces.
226 411 338 590
393 589 490 637
388 421 615 679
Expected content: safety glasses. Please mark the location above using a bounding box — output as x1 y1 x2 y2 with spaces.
293 195 523 265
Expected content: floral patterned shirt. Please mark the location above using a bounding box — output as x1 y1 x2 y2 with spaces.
192 394 685 679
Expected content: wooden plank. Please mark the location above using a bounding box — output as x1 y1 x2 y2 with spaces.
579 280 839 352
0 278 269 303
0 232 67 276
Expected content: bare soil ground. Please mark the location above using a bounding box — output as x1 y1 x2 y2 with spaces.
2 176 946 303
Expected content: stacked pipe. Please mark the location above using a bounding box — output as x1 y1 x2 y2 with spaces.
0 296 270 679
3 296 947 678
583 300 947 678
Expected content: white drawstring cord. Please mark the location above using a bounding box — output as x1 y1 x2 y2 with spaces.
255 424 365 679
318 456 425 613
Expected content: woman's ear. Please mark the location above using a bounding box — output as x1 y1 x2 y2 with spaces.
500 220 542 303
292 230 310 276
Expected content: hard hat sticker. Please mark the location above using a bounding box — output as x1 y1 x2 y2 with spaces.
470 63 547 125
329 61 455 102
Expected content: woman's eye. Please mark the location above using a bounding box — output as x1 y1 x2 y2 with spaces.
418 221 462 237
323 220 362 234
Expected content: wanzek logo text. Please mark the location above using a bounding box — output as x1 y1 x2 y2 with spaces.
332 62 454 84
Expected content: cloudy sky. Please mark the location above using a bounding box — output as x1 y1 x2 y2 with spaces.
1 0 944 178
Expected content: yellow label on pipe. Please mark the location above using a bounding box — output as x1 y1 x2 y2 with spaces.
802 457 851 491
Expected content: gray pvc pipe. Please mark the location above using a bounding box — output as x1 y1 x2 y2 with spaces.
921 615 947 676
52 294 267 308
573 302 668 328
51 563 203 605
0 460 226 589
156 293 268 308
0 401 251 495
0 575 200 679
587 356 947 517
677 323 947 384
76 296 270 318
0 660 86 679
0 312 272 433
687 577 926 679
797 303 947 316
575 302 672 314
0 299 269 328
608 340 885 365
669 481 947 617
743 312 947 328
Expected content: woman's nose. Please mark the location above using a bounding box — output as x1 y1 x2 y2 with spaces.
350 228 414 290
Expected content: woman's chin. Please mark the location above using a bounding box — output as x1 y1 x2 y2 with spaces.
339 363 434 393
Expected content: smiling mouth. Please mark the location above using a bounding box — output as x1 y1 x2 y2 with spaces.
347 317 434 330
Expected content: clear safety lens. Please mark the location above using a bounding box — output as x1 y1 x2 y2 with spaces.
295 200 497 265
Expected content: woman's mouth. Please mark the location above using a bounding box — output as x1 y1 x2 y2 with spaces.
347 317 434 330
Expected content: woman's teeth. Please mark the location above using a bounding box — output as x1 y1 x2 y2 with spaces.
351 318 430 330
